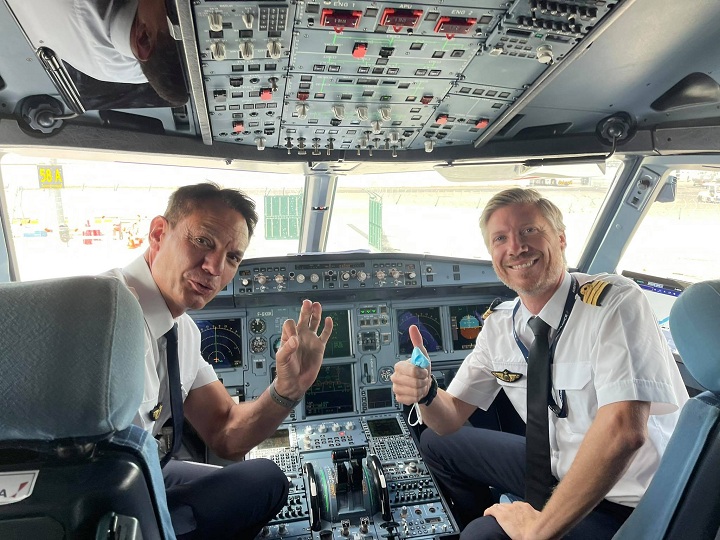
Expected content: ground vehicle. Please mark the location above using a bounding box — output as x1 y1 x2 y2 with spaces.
698 182 720 203
1 0 720 538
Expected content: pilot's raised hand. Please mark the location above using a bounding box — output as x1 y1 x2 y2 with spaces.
273 299 333 400
391 324 433 406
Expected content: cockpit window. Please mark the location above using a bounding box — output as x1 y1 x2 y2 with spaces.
2 153 620 280
618 169 720 283
329 163 621 266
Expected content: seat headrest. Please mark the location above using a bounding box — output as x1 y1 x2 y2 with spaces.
670 279 720 394
0 276 145 442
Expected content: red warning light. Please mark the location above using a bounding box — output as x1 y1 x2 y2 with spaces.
380 8 424 32
352 43 368 58
260 88 273 101
435 114 449 125
434 16 477 39
232 121 244 133
321 9 363 33
420 95 433 105
475 118 489 129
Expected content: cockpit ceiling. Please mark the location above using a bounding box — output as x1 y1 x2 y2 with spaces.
1 0 720 164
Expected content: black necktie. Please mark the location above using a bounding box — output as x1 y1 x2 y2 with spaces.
525 316 556 510
161 323 183 467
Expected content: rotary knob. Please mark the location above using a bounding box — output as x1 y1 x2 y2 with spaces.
331 422 341 432
295 273 306 284
257 275 267 285
344 421 355 430
389 268 401 279
240 278 251 287
406 271 417 279
357 271 367 282
274 274 284 284
341 271 351 281
375 270 386 280
310 273 320 283
317 423 328 433
304 425 314 434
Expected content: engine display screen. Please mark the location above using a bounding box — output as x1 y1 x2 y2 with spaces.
195 318 243 369
367 417 402 437
449 304 489 351
304 364 355 417
396 306 444 355
319 309 353 358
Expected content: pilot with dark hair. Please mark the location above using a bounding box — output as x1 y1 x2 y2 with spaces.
391 188 688 539
105 182 334 539
6 0 187 106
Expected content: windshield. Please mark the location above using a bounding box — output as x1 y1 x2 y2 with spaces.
2 152 619 281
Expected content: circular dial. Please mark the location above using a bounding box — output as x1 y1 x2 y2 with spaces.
250 336 268 353
296 273 306 284
249 317 266 334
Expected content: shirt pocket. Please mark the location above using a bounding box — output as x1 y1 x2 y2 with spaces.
553 362 592 390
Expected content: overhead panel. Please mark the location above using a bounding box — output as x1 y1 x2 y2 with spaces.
189 0 620 155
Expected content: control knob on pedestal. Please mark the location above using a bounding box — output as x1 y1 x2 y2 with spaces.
317 423 328 433
357 271 367 282
296 273 306 284
375 270 386 280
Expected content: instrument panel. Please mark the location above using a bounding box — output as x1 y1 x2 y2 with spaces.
190 254 512 539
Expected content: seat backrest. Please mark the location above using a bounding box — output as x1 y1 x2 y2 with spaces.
0 276 174 539
613 279 720 540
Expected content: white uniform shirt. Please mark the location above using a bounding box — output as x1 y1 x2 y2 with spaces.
447 271 689 506
105 256 218 436
5 0 147 83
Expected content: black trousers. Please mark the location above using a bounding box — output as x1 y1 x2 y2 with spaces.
420 427 633 540
163 458 289 540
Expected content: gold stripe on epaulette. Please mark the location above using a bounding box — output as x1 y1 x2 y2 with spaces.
579 280 612 306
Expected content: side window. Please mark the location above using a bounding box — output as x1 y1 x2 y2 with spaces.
618 169 720 283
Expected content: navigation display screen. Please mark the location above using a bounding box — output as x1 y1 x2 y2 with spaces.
195 318 243 368
319 309 353 358
396 306 444 355
304 364 355 417
449 304 489 351
621 270 688 355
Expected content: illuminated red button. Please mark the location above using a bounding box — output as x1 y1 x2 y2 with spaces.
436 114 449 125
420 95 433 105
475 118 489 129
232 121 244 133
260 88 272 101
352 43 367 58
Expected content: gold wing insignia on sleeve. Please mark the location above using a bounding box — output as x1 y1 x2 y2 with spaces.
579 280 612 306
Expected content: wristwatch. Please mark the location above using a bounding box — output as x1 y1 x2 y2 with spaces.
269 380 301 409
418 375 438 407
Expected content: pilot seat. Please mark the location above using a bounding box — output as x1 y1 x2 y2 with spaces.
613 279 720 539
0 276 174 539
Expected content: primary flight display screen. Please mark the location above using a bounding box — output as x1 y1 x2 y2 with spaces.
195 318 243 369
396 307 444 355
319 309 353 358
449 304 488 351
304 364 355 417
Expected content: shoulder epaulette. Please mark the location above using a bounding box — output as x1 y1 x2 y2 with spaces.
482 297 504 320
578 279 612 306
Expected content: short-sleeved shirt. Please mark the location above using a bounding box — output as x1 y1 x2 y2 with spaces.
104 256 218 436
447 271 689 506
6 0 147 83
